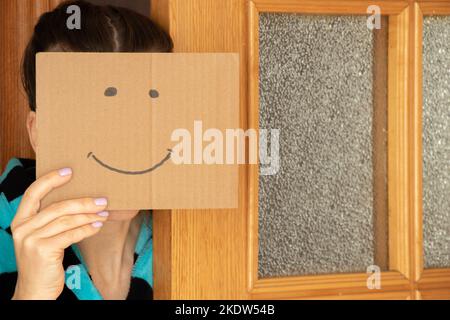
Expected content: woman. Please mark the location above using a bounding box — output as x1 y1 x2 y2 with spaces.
0 0 173 300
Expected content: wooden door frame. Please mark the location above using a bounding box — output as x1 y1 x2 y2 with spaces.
248 0 412 299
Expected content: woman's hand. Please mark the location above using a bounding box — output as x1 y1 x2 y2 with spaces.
10 168 109 300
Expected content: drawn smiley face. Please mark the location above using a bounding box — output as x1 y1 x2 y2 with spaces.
86 86 172 175
36 52 239 209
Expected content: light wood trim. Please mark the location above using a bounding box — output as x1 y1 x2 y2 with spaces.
418 269 450 291
247 0 260 293
251 0 408 15
152 210 172 299
249 272 409 299
304 290 411 300
411 2 424 284
419 1 450 15
387 8 411 278
419 288 450 300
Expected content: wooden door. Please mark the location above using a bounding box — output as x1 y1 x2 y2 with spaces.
151 0 450 300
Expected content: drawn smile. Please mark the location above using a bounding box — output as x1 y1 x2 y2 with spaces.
87 149 172 175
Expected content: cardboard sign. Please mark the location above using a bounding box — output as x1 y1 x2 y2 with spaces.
36 53 239 209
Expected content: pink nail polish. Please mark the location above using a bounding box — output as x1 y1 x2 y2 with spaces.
97 211 109 217
58 168 72 177
92 221 103 228
94 198 107 206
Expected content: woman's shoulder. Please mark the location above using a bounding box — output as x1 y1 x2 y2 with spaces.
0 158 35 298
0 158 36 230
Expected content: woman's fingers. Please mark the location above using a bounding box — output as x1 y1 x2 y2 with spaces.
19 197 108 233
14 168 73 224
42 223 105 249
32 212 109 239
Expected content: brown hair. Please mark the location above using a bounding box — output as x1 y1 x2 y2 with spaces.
22 0 173 111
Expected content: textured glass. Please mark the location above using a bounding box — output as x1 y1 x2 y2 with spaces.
423 16 450 269
258 14 386 277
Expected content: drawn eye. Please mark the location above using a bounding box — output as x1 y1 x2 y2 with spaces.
149 89 159 99
104 87 117 97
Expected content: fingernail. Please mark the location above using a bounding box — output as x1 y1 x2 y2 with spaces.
92 221 103 228
58 168 72 177
94 198 107 206
97 211 109 217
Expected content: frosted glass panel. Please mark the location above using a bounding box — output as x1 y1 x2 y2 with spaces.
258 14 388 277
423 16 450 269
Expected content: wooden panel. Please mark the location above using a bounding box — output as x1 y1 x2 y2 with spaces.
419 289 450 300
306 291 411 300
418 269 450 290
151 0 249 299
152 210 172 299
250 272 409 299
0 0 62 171
419 1 450 15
